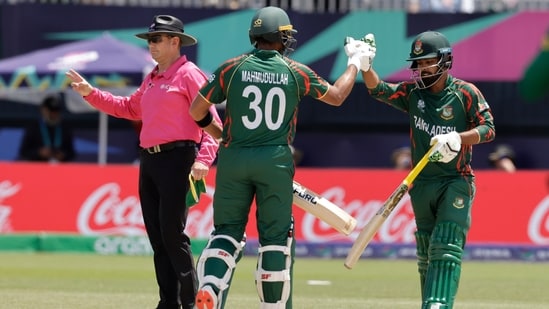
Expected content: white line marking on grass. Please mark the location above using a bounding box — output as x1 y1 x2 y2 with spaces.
306 280 332 286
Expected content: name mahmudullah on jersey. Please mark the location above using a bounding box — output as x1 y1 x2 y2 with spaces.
242 71 289 85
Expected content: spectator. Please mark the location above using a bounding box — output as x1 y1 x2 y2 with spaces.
391 146 412 170
18 94 76 162
488 144 517 173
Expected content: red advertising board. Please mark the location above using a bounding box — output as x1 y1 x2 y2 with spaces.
1 162 548 245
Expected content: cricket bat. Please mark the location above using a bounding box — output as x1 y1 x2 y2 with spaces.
292 181 357 236
344 144 436 269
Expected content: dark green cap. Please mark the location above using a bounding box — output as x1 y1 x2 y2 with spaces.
249 6 296 44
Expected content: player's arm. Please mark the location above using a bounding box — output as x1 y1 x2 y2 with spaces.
362 67 381 90
462 122 495 146
429 125 494 164
318 65 358 106
459 115 495 146
190 63 231 140
430 83 496 163
190 93 223 140
457 130 482 145
463 84 496 145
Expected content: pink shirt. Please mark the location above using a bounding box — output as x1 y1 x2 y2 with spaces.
84 55 220 166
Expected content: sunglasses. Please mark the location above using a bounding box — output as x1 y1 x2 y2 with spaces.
147 35 173 44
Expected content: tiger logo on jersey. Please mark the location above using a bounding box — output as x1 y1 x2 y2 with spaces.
440 106 454 120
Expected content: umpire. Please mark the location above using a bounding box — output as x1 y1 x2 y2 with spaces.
66 15 221 309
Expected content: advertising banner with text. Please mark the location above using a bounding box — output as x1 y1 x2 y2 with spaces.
1 162 548 246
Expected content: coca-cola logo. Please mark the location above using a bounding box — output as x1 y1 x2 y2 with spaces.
78 183 144 235
44 178 549 244
528 195 549 244
0 207 11 232
301 186 416 243
78 182 216 238
76 182 420 242
0 180 20 232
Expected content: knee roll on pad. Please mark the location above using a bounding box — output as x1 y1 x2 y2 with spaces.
255 236 293 308
197 234 246 308
429 222 465 262
422 222 465 309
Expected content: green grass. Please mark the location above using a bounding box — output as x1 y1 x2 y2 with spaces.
0 253 547 308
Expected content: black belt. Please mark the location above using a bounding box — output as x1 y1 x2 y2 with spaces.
142 140 196 154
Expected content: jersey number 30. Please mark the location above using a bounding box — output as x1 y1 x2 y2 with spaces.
242 85 286 130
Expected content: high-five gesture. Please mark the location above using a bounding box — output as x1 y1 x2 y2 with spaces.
66 69 93 96
343 33 376 72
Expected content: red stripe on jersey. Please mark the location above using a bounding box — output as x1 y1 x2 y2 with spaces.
216 55 248 91
287 60 311 96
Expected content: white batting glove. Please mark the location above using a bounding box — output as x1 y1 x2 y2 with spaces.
344 37 361 56
344 37 363 71
429 131 461 163
358 33 376 72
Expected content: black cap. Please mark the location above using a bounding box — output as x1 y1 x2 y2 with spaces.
135 15 197 47
489 144 516 163
42 95 63 111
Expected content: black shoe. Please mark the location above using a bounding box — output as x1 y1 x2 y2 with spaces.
155 302 181 309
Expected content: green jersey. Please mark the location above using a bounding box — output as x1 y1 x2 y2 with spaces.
199 49 330 148
369 75 495 180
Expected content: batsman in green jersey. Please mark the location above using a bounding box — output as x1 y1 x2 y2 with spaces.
354 31 496 308
189 6 368 309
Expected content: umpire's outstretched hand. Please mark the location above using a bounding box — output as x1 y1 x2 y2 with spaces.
66 69 93 97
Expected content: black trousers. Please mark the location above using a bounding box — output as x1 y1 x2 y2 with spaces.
139 145 198 309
